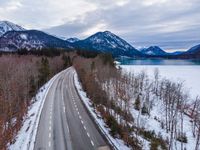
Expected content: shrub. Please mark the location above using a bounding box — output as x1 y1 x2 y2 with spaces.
141 105 149 115
134 96 141 110
106 115 122 137
177 132 188 143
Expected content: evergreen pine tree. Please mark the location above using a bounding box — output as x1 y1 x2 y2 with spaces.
38 57 50 86
134 95 141 110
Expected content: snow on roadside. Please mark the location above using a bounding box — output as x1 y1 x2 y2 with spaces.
8 71 63 150
73 72 130 150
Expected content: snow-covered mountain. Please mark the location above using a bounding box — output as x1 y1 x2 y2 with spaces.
141 46 167 56
2 21 199 59
170 51 185 55
66 37 80 43
0 21 25 37
176 44 200 58
74 31 142 57
0 30 73 51
185 44 200 54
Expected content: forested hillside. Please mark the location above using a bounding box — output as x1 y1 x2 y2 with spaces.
73 54 200 150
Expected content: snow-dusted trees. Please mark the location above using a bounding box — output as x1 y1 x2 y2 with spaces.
74 54 142 149
195 117 200 150
190 97 200 150
74 53 199 150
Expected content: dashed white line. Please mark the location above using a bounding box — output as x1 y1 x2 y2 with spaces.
63 106 66 113
67 125 70 133
49 133 51 138
91 140 94 146
79 115 82 120
83 125 86 130
87 132 90 138
81 120 84 124
77 111 80 115
49 141 51 147
49 126 51 131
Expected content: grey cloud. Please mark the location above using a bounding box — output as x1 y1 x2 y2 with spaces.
1 0 200 50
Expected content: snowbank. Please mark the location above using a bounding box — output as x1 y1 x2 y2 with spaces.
73 72 130 150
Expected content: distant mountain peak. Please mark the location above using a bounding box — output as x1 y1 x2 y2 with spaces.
66 37 80 43
75 31 142 57
0 21 25 37
141 46 167 56
0 30 73 51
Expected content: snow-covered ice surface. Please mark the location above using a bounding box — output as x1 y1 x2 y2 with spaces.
121 65 199 150
121 65 200 99
8 71 63 150
74 72 130 150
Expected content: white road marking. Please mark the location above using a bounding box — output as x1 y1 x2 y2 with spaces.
49 133 51 138
87 132 90 138
77 111 80 115
63 106 65 113
79 115 82 119
49 126 51 131
81 120 84 124
83 125 86 130
91 140 94 146
49 141 51 147
67 125 70 133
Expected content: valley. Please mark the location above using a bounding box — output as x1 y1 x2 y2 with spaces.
0 4 200 150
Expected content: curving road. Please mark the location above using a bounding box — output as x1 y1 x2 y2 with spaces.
34 67 110 150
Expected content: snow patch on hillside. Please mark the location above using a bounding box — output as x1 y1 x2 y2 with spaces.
0 21 25 37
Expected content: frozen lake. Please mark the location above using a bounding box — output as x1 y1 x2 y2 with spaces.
121 65 200 99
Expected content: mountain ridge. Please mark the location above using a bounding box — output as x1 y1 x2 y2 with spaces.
0 21 25 37
140 46 167 56
0 30 73 51
74 31 143 57
0 20 200 59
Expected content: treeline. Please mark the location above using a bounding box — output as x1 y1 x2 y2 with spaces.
0 52 72 149
73 54 142 149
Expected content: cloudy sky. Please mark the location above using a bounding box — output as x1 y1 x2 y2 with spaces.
0 0 200 51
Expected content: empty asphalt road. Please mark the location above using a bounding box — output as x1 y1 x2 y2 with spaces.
34 67 109 150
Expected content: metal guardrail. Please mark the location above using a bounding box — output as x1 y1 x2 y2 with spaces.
73 71 119 150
